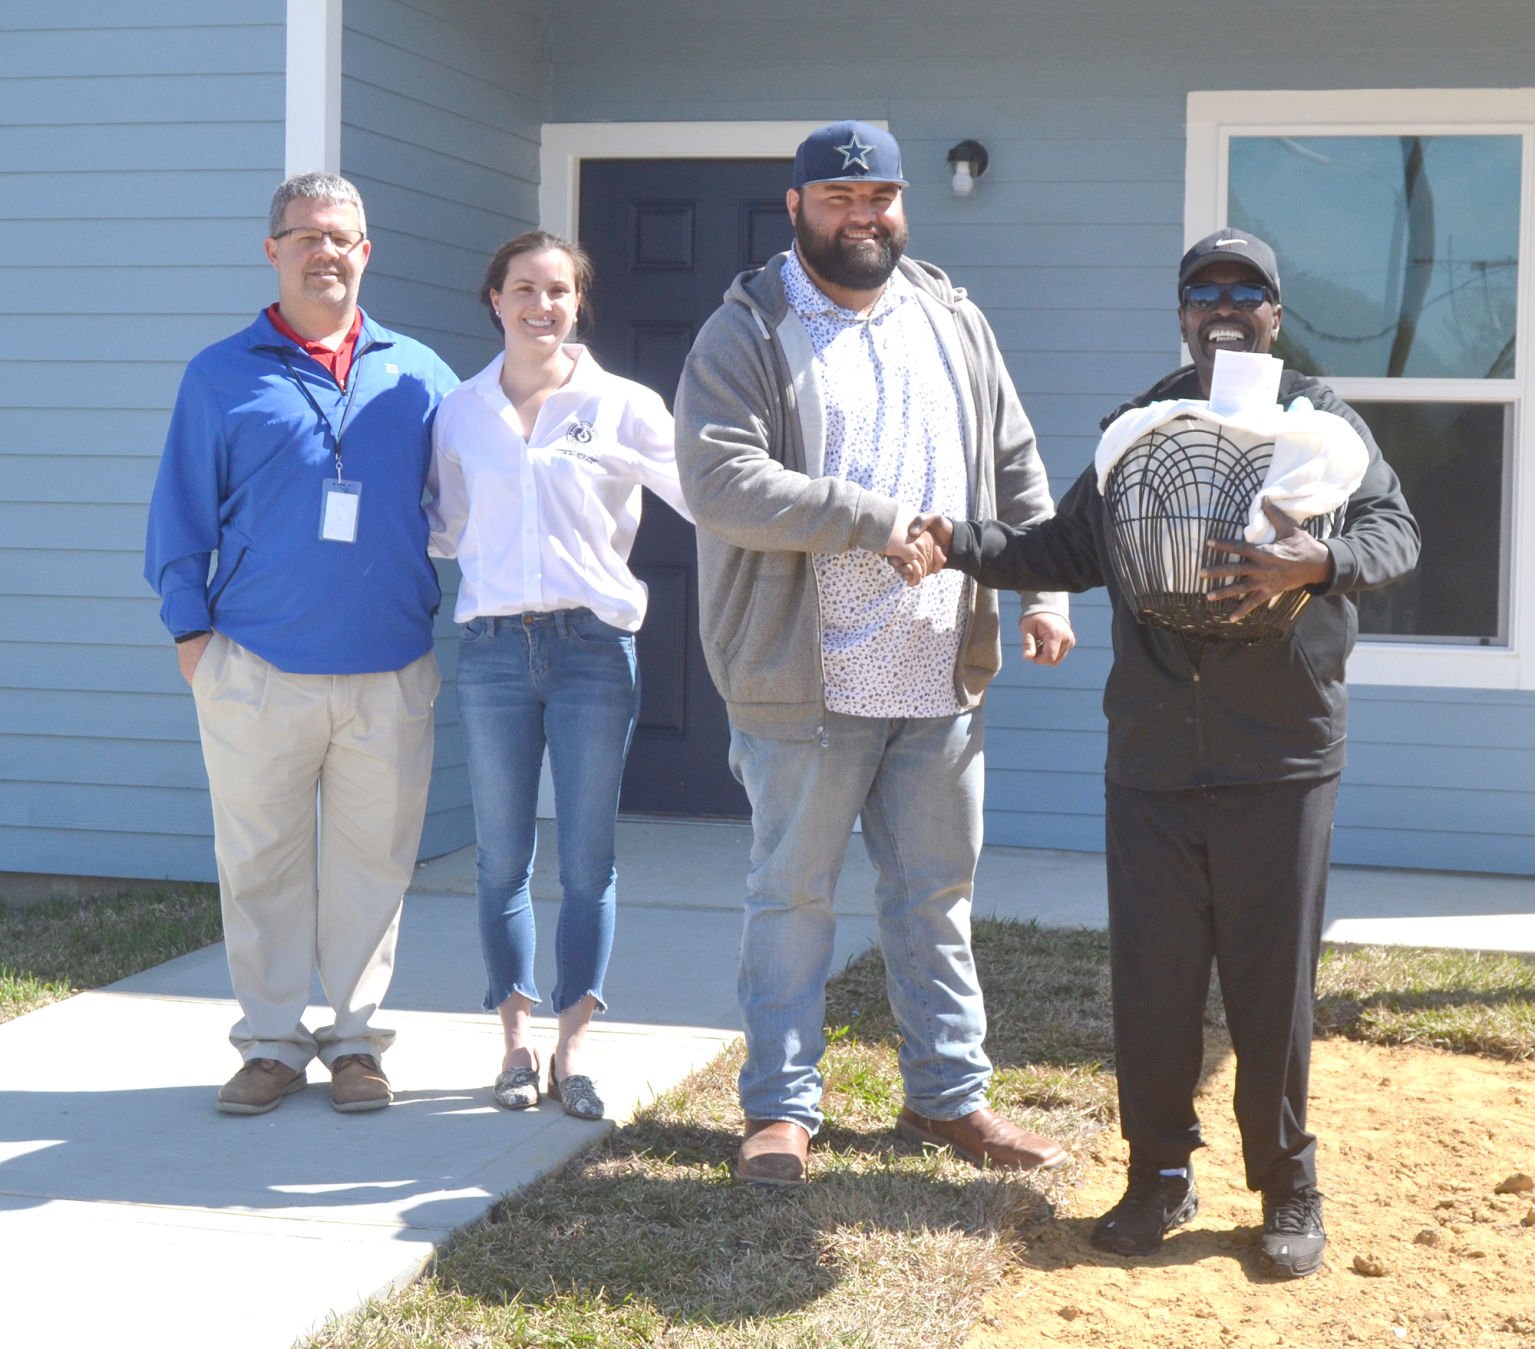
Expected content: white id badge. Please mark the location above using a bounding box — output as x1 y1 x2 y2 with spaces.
320 478 362 542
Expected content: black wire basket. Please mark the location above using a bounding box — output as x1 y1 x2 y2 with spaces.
1101 416 1337 643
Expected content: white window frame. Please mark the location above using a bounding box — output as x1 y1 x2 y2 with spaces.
1187 89 1535 690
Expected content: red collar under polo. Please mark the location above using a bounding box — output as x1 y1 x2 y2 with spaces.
266 305 364 389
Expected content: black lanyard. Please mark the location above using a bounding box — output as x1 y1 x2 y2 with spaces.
280 344 368 480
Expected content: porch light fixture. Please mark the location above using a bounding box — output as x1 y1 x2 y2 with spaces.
947 139 989 197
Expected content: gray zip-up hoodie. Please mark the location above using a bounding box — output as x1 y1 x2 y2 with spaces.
674 251 1066 740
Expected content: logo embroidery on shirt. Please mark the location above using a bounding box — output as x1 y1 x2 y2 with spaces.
566 420 594 444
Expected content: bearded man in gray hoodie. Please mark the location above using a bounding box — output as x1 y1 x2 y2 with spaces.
674 121 1073 1186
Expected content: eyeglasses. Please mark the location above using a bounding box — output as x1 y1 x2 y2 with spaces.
271 228 367 253
1181 281 1273 311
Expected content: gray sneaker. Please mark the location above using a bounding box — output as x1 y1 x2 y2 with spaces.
1259 1186 1326 1278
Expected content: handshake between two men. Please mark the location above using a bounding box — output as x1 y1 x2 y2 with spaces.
883 512 954 586
881 496 1333 664
881 513 1074 666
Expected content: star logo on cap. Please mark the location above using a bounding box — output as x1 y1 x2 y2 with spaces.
835 133 875 173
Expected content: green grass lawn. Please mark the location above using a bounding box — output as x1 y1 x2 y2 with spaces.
0 884 222 1024
1316 942 1535 1059
301 924 1535 1349
3 888 1527 1348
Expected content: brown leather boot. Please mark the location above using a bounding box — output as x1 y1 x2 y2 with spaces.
736 1119 811 1186
897 1105 1066 1170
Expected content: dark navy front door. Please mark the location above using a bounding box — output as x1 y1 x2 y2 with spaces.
579 157 792 818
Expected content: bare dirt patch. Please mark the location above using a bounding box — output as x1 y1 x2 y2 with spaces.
968 1036 1535 1348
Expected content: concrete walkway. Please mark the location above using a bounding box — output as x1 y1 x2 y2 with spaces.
2 820 1532 1348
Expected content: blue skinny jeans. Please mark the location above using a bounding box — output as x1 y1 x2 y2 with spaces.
455 609 639 1015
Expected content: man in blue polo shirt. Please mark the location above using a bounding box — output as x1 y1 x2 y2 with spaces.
145 172 458 1115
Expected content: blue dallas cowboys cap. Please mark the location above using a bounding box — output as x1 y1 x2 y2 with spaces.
791 120 908 190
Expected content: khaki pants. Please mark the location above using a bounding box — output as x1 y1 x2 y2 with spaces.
192 635 439 1070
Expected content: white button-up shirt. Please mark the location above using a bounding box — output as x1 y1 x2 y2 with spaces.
782 251 970 718
427 345 690 631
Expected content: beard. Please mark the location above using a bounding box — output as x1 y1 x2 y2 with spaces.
793 211 907 293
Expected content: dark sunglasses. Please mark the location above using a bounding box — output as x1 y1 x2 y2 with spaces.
1181 281 1274 311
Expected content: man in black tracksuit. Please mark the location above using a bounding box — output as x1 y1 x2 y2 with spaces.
924 229 1420 1277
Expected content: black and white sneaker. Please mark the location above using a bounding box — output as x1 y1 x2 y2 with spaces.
1259 1185 1326 1278
1091 1160 1199 1256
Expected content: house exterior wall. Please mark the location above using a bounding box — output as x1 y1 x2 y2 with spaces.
0 1 288 880
542 0 1535 873
339 0 548 856
0 0 547 881
6 0 1533 880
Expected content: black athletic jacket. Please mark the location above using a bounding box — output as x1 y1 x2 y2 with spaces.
946 367 1421 790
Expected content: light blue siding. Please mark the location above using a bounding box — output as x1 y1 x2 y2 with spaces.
1341 688 1535 872
2 0 546 881
8 0 1535 881
340 0 549 856
0 1 286 880
341 0 545 375
538 0 1535 875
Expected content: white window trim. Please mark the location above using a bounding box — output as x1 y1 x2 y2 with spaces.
1187 89 1535 690
285 0 343 176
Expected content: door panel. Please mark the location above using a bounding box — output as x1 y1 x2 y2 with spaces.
579 157 793 818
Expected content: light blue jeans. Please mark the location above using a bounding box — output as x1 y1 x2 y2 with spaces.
455 610 639 1016
728 709 991 1134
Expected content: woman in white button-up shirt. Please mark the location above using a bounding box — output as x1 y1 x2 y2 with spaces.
427 232 690 1120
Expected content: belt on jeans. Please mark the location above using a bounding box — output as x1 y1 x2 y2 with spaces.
480 608 595 633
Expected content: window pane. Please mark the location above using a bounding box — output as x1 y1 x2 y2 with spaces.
1350 401 1509 644
1229 135 1520 379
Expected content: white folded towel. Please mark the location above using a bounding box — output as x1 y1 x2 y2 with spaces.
1094 395 1368 543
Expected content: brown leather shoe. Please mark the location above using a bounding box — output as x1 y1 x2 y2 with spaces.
897 1105 1066 1171
736 1119 810 1186
217 1058 306 1115
329 1053 392 1113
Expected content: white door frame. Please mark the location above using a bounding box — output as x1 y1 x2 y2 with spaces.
539 120 880 239
536 121 853 819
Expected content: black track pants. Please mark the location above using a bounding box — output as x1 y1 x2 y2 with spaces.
1104 775 1338 1194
